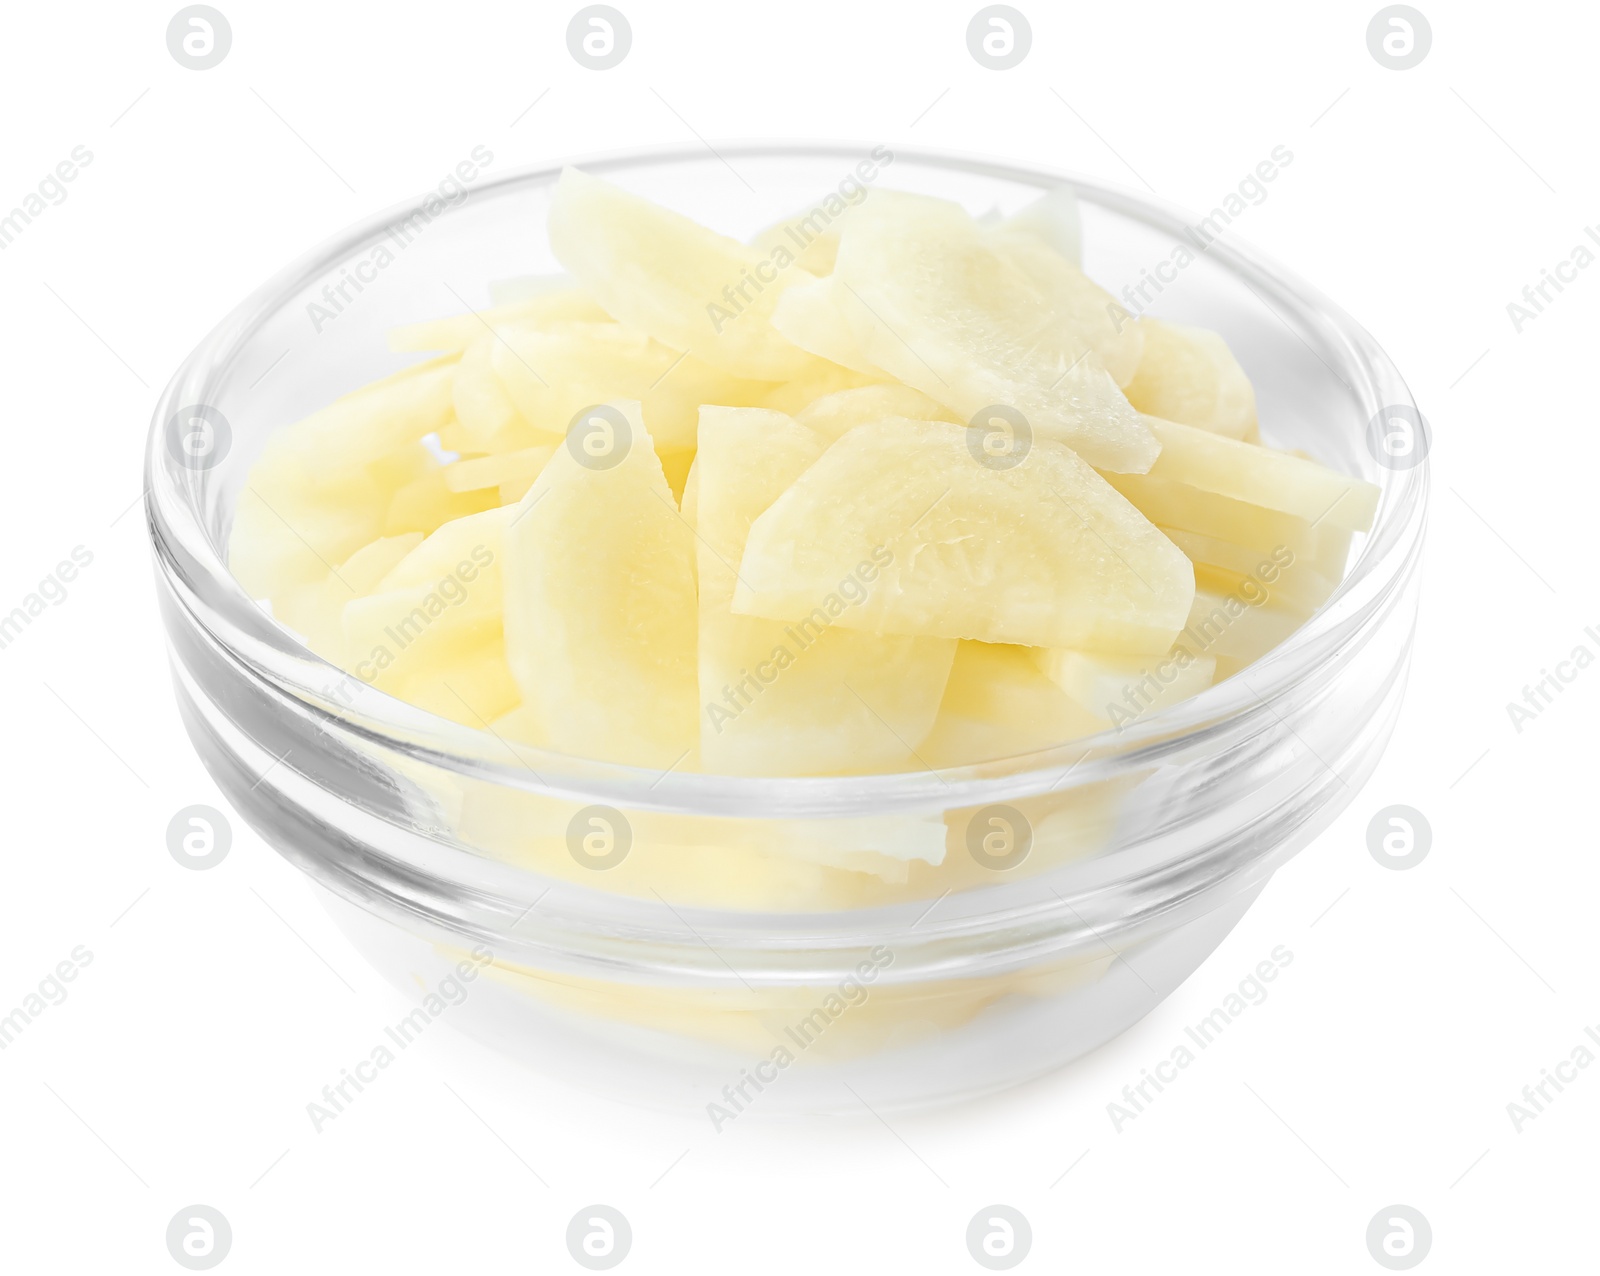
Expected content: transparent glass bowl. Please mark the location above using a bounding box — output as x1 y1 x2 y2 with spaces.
146 144 1426 1115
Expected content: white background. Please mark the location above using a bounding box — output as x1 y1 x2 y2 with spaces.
1 0 1595 1271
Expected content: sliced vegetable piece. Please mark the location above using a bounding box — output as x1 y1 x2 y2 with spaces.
1176 587 1305 665
1035 644 1216 726
229 360 458 598
443 446 555 494
920 641 1102 767
997 187 1082 266
795 383 960 440
491 321 770 451
769 276 887 377
1123 319 1258 441
828 190 1156 472
388 289 609 353
548 167 816 380
734 418 1194 653
696 406 955 775
502 401 699 768
758 353 882 415
1144 416 1380 532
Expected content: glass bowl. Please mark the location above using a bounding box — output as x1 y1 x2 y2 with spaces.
145 143 1426 1116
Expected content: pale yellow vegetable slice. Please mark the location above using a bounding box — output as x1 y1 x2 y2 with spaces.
769 276 887 376
383 466 499 536
794 383 960 441
231 497 388 603
920 641 1102 766
938 641 1093 730
733 418 1194 653
1313 527 1354 580
366 438 439 492
1176 588 1305 665
268 585 339 657
1106 471 1355 584
1035 644 1216 726
982 223 1144 386
452 335 524 444
498 477 535 506
435 417 479 455
341 594 500 700
387 290 609 353
1144 416 1380 532
339 509 518 721
342 506 510 679
750 199 860 275
443 446 554 494
273 532 425 663
1107 473 1356 594
255 359 459 479
490 321 770 451
502 401 699 768
379 634 521 727
827 190 1156 472
489 702 548 748
1161 528 1338 613
229 361 457 598
1103 470 1322 561
1123 319 1258 440
1192 565 1332 617
695 406 956 775
547 167 815 380
340 533 429 594
998 187 1082 266
378 505 512 591
758 355 881 415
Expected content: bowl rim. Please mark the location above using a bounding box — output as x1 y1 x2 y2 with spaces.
146 139 1428 822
